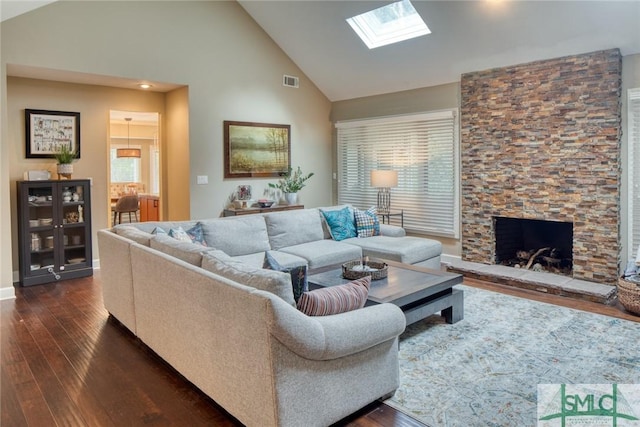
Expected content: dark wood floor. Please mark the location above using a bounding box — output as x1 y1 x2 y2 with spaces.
2 273 638 427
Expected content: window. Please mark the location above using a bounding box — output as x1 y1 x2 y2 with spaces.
628 88 640 261
110 147 141 183
336 110 459 238
346 0 430 49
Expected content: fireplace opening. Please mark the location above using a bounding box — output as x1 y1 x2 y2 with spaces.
494 217 573 276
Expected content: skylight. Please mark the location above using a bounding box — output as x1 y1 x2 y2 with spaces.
346 0 430 49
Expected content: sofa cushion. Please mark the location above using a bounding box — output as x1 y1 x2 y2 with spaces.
343 235 442 265
354 207 380 238
114 225 153 246
150 234 211 266
320 206 356 241
264 209 325 250
201 251 296 307
278 240 362 269
297 276 370 316
201 216 270 256
263 252 308 302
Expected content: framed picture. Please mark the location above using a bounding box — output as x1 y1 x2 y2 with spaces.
25 109 80 159
224 120 290 178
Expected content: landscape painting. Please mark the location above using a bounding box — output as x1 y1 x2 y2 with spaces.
224 121 291 178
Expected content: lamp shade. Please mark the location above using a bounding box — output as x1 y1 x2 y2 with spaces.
370 170 398 188
116 148 142 158
116 117 141 158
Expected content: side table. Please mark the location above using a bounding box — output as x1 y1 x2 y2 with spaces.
378 209 404 227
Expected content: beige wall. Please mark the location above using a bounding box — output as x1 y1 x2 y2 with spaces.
165 87 190 221
7 77 168 273
330 83 462 257
1 1 332 293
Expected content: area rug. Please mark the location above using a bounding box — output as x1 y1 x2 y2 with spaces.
385 285 640 427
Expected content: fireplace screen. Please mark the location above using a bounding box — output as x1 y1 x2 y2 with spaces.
494 217 573 276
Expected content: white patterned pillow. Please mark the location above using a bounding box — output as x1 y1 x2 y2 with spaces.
354 207 380 238
168 226 191 242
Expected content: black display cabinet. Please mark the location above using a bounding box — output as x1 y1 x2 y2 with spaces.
16 179 93 286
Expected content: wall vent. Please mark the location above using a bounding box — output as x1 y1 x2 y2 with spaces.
283 75 299 88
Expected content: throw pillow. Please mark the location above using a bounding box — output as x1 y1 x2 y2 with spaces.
354 207 381 238
168 226 192 242
297 276 371 316
263 252 308 302
320 206 356 241
186 222 208 247
151 226 167 235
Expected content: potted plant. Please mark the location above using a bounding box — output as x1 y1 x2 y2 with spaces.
268 166 314 205
54 144 77 179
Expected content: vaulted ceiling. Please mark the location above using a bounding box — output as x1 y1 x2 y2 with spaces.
3 1 639 102
239 0 640 101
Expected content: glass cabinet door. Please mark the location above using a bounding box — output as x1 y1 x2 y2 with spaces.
24 182 55 277
60 181 89 270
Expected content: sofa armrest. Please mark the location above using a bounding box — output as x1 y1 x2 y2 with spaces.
379 223 406 237
264 292 406 361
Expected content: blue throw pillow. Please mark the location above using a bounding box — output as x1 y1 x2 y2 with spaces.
320 206 356 241
186 222 208 247
263 252 308 302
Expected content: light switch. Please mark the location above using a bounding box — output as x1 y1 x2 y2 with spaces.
197 175 208 185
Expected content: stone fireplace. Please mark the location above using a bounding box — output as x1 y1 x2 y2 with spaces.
460 49 622 285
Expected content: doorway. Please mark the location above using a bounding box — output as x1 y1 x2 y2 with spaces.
109 110 161 226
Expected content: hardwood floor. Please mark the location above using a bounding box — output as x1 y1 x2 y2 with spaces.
2 273 637 426
1 273 424 427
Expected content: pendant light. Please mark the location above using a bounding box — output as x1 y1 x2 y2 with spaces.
116 117 141 158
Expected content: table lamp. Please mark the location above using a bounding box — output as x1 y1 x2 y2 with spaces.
371 170 398 213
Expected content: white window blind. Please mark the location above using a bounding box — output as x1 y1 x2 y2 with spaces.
336 110 459 238
628 88 640 261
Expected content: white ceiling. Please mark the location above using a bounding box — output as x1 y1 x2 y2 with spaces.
0 0 56 22
239 0 640 101
3 1 639 103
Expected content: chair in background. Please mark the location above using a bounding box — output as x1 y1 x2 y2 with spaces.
112 194 140 225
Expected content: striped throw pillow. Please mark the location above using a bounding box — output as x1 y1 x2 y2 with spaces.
297 276 371 316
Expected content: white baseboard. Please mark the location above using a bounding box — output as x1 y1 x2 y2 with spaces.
0 286 15 300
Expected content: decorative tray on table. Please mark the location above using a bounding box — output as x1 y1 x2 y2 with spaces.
342 259 388 280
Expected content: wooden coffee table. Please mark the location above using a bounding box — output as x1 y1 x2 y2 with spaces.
308 259 464 325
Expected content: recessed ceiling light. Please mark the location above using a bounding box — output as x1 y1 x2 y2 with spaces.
346 0 430 49
138 84 152 89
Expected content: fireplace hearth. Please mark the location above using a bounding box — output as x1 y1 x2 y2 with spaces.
494 217 573 277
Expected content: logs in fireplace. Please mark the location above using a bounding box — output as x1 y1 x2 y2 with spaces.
494 217 573 276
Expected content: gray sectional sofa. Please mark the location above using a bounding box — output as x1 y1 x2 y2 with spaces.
98 206 443 427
